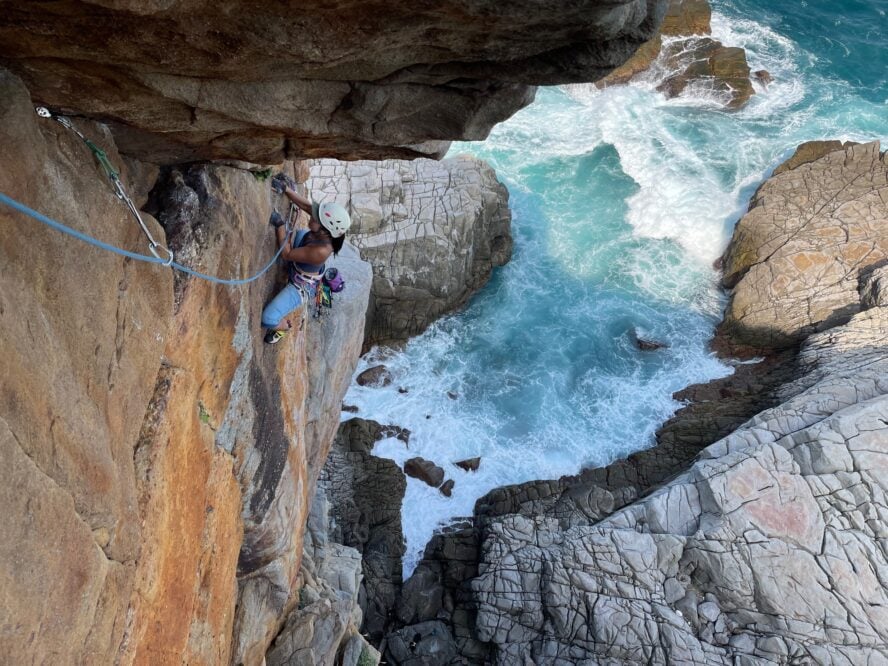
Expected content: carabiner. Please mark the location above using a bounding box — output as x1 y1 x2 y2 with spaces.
149 242 175 267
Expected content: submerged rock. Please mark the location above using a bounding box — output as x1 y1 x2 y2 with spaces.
455 457 481 472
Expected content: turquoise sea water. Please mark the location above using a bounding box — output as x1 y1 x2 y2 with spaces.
346 0 888 572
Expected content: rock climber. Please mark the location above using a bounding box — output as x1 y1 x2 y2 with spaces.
261 173 351 344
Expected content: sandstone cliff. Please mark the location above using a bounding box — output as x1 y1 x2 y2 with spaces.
0 69 372 664
0 0 666 163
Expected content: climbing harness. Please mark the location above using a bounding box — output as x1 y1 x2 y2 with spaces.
0 107 295 286
36 106 173 265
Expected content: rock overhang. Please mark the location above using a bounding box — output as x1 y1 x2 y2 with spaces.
0 0 666 164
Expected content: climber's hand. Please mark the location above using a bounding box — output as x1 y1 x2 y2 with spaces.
269 209 286 228
271 173 296 194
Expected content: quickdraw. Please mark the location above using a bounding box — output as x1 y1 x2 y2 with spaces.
35 106 174 265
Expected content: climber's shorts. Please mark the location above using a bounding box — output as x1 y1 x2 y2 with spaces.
261 283 309 327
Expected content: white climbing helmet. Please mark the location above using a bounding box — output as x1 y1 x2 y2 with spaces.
316 201 351 238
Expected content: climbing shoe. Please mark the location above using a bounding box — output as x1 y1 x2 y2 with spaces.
264 329 287 345
269 209 285 228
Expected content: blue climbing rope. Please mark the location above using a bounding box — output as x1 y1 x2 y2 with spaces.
0 191 291 286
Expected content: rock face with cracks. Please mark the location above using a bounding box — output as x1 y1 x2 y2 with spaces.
719 140 888 351
305 156 512 346
472 307 888 665
0 68 373 665
0 0 667 164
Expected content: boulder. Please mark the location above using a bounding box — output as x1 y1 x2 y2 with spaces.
440 479 455 497
404 458 446 488
455 457 481 472
305 156 513 346
0 0 666 163
356 365 393 387
719 141 888 350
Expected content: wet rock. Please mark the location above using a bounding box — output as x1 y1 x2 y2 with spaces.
631 328 669 350
753 69 772 86
379 425 411 445
440 480 455 497
447 391 459 400
455 457 481 472
404 458 445 488
356 365 393 387
342 404 360 414
386 620 459 664
657 38 754 109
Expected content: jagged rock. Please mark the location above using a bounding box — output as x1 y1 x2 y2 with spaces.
322 419 407 643
859 263 888 308
719 141 888 351
379 425 411 446
356 365 393 387
753 69 773 86
597 0 714 88
386 620 459 665
455 457 481 472
0 0 665 163
631 328 669 350
404 458 446 488
657 38 754 109
305 156 513 345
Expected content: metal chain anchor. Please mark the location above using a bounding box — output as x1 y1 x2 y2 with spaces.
35 106 174 266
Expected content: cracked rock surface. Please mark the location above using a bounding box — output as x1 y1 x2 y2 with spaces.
473 307 888 665
305 156 513 346
719 140 888 350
